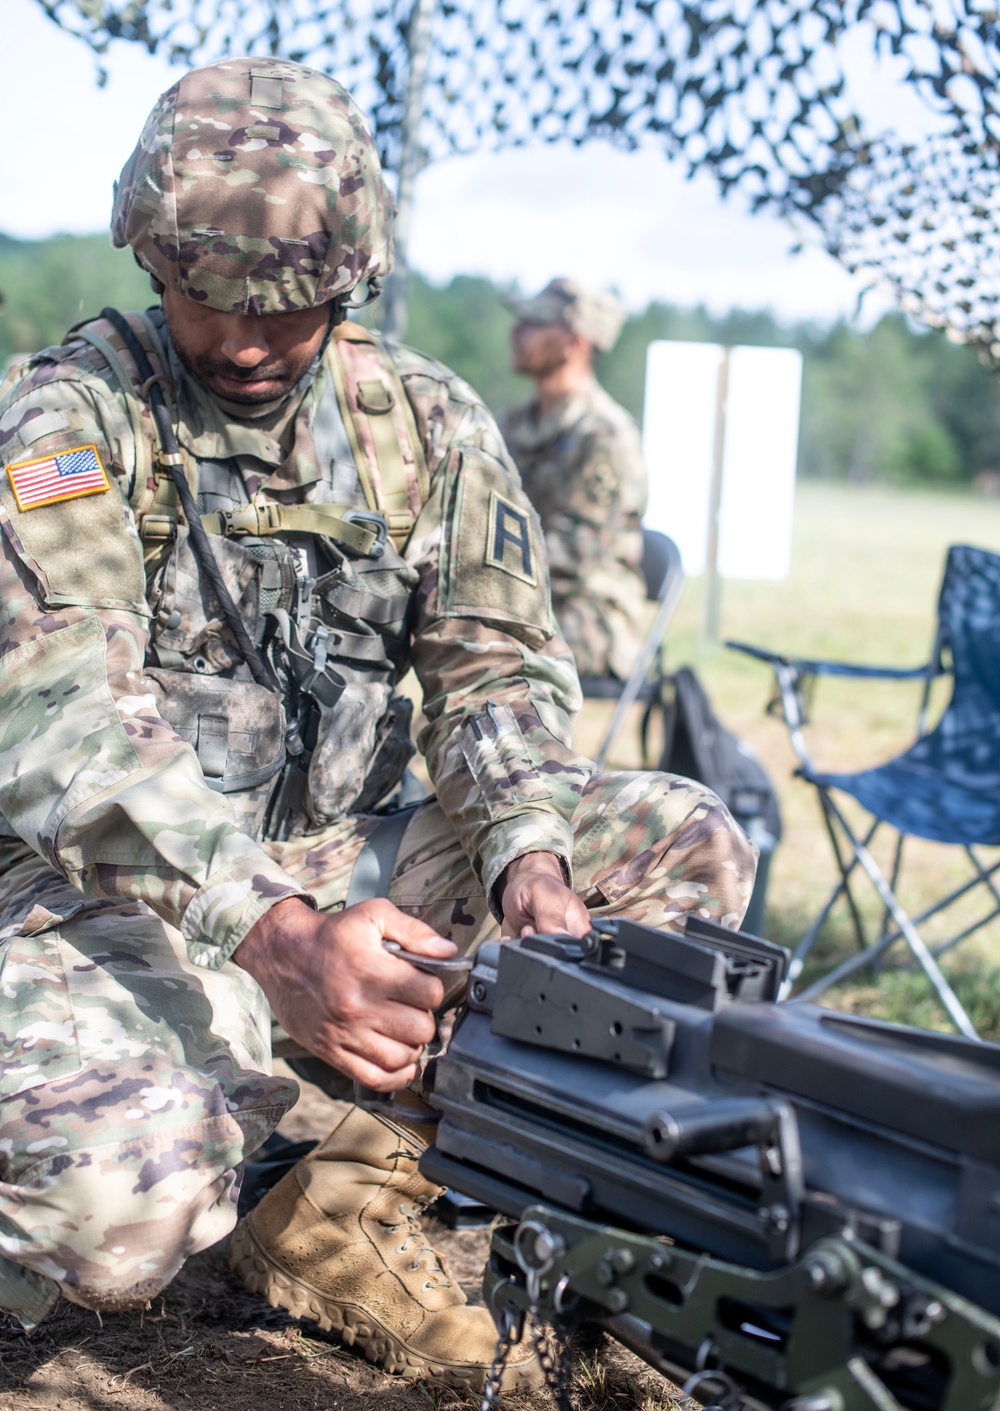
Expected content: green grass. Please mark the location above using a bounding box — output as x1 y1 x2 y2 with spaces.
577 480 1000 1038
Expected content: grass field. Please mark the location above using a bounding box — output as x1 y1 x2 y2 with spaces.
579 479 1000 1037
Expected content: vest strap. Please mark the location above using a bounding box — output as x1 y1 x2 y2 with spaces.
200 493 380 555
68 314 429 562
70 323 153 505
70 313 191 571
330 323 429 551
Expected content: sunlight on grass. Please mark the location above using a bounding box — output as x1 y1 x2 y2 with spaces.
577 480 1000 1038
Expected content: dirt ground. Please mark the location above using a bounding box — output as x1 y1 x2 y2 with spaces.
0 1068 692 1411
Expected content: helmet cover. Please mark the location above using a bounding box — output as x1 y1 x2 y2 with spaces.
112 58 394 314
505 278 626 353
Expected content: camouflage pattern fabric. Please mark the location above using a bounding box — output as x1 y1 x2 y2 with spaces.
505 278 626 353
0 772 754 1329
112 58 394 313
0 314 579 972
0 835 298 1329
0 65 747 1322
500 379 648 680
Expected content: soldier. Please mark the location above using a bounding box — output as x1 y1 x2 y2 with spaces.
0 60 755 1390
501 278 649 681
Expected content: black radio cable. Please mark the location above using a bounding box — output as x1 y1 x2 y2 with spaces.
100 307 275 693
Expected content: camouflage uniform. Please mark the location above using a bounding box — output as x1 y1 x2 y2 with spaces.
501 280 648 680
0 62 755 1331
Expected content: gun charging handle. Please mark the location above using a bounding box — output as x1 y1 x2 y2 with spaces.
353 939 475 1122
643 1097 804 1262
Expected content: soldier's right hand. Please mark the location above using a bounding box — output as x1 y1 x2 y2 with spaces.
233 897 456 1090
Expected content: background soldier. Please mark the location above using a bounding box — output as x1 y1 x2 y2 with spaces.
0 60 755 1390
501 278 649 681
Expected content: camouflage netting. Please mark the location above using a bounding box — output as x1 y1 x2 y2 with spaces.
35 0 1000 364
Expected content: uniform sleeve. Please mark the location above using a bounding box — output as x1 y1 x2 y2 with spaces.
402 379 588 911
0 361 309 970
543 416 647 603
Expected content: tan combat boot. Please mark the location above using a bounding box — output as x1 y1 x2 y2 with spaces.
230 1101 541 1391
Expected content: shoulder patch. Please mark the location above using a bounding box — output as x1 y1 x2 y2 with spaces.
485 489 537 586
438 450 554 641
6 444 109 512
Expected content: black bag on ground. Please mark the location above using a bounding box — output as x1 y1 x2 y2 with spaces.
651 666 781 937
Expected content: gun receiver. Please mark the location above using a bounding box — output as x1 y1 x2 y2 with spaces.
420 917 1000 1411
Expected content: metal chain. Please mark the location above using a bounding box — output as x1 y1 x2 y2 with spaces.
481 1306 576 1411
530 1317 576 1411
480 1311 517 1411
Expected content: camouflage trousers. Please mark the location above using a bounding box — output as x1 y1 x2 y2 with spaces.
554 597 644 680
0 769 755 1329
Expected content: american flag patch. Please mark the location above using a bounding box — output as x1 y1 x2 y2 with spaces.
5 444 110 512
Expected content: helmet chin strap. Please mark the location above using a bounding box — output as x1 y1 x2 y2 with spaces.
341 275 383 310
316 300 343 361
281 300 342 404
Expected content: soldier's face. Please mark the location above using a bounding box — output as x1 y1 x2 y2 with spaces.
511 321 575 377
162 289 332 403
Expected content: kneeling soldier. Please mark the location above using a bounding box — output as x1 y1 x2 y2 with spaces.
0 59 756 1390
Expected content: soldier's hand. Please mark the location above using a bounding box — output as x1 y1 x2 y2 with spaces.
499 851 591 938
233 897 456 1090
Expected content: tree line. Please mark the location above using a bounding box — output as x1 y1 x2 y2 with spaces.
2 230 998 486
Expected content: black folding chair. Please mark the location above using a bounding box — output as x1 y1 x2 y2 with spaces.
729 544 1000 1041
578 529 685 767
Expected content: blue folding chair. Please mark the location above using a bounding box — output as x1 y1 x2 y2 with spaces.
729 543 1000 1041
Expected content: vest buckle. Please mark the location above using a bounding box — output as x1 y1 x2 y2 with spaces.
218 498 283 537
341 508 388 558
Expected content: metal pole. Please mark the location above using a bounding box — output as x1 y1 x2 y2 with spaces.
704 347 730 642
380 0 435 342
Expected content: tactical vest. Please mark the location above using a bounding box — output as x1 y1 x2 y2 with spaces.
72 310 429 841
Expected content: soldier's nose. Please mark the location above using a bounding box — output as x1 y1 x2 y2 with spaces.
220 317 272 367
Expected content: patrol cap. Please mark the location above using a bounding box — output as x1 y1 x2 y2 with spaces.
112 58 394 315
505 278 626 353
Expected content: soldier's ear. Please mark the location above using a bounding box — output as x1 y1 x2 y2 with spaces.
568 332 594 365
130 251 164 296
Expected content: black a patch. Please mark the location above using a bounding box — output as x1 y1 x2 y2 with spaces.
485 490 537 586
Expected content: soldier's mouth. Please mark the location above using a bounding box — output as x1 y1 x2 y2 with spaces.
211 371 291 399
200 363 300 402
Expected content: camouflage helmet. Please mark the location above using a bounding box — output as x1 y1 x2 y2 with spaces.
112 58 394 315
505 278 626 353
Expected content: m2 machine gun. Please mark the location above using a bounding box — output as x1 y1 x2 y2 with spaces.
418 918 1000 1411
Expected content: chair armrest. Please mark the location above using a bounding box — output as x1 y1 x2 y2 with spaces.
725 640 944 682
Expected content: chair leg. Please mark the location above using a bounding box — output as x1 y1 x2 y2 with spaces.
792 796 980 1041
821 795 878 956
594 590 680 768
925 849 1000 961
781 797 874 997
874 833 907 977
966 847 1000 913
929 905 1000 962
850 858 1000 962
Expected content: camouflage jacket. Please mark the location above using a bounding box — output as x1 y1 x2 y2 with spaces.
0 314 583 971
500 379 647 680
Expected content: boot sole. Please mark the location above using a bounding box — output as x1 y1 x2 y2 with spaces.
230 1220 542 1393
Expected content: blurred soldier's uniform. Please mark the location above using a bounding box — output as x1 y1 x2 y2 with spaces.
0 61 755 1388
501 279 648 680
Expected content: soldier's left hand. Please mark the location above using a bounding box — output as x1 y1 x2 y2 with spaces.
499 851 591 938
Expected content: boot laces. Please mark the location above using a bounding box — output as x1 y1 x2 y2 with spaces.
385 1199 456 1290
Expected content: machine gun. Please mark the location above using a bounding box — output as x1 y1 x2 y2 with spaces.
414 916 1000 1411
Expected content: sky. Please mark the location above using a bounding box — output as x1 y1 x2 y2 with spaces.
3 0 944 325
